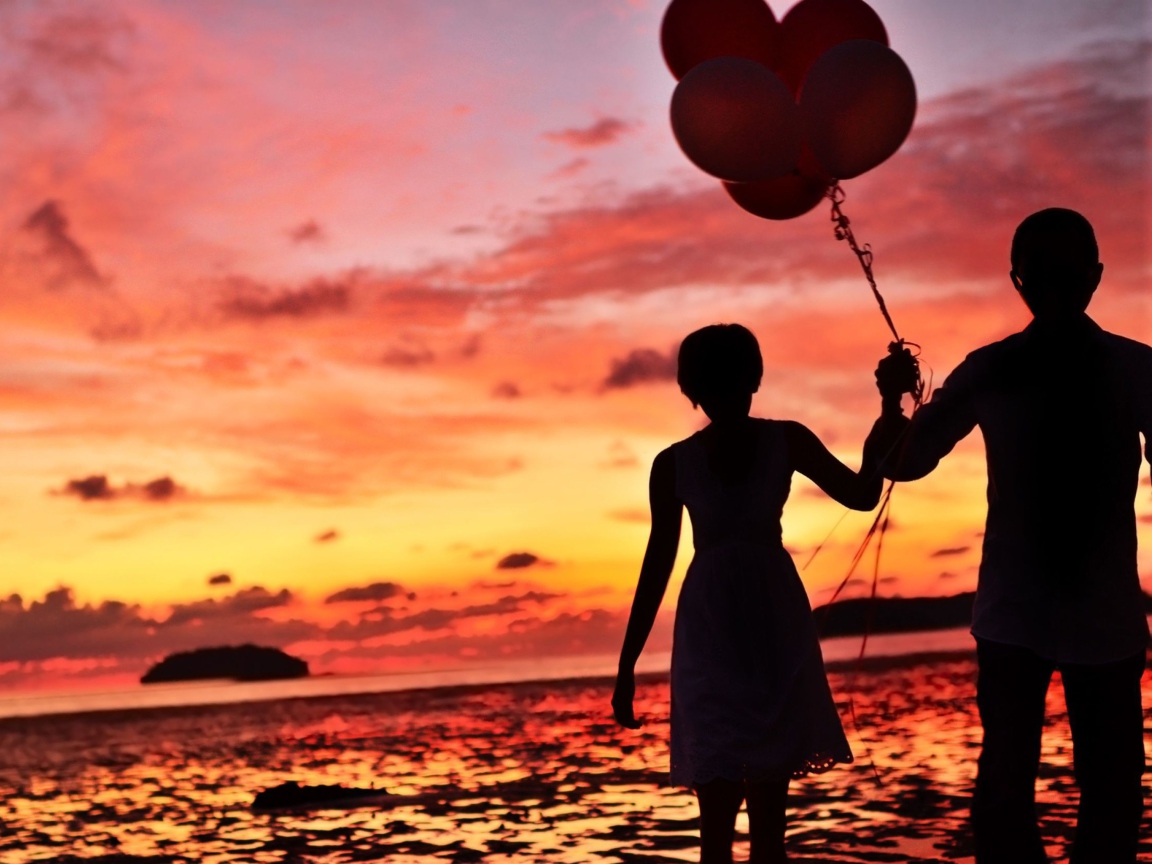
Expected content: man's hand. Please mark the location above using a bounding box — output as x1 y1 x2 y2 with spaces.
612 668 641 729
876 344 920 406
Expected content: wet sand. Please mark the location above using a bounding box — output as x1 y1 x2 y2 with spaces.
1 654 1150 863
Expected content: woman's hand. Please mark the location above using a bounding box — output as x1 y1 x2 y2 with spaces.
612 668 641 729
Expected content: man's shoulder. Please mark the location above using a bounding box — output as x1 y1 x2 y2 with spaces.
1100 329 1152 360
945 332 1026 380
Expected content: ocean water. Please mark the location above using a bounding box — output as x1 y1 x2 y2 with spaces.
0 627 977 722
2 650 1150 863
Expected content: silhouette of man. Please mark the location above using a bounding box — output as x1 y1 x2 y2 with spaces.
874 208 1149 863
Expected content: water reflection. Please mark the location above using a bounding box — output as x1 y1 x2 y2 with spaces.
0 659 1149 863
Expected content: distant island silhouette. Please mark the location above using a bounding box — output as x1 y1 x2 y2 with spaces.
813 591 1152 638
141 644 309 684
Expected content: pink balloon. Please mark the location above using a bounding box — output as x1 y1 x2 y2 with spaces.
799 40 916 179
661 0 780 81
724 172 829 220
671 57 801 183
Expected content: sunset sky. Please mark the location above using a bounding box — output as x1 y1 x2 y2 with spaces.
0 0 1148 691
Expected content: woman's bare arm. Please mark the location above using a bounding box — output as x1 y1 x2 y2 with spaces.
613 448 682 728
783 420 883 511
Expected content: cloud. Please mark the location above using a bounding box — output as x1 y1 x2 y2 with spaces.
63 475 114 501
164 586 293 627
495 551 552 570
380 345 435 367
18 9 133 74
58 475 187 502
607 508 648 524
930 546 971 558
603 348 678 390
548 157 591 180
325 591 561 642
287 220 326 244
314 528 340 543
491 381 521 399
139 476 182 501
219 277 350 320
325 581 406 604
20 201 106 291
542 117 635 149
207 573 232 586
0 586 316 663
601 440 639 469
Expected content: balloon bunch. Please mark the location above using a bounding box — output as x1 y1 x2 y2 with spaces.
662 1 925 784
663 0 916 221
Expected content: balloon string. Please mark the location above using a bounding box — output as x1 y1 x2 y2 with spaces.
827 183 901 345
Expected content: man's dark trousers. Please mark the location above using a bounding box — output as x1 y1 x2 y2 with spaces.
971 637 1146 863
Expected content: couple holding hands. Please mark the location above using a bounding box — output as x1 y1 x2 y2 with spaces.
613 208 1152 863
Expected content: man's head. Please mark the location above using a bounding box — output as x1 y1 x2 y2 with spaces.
1010 208 1103 321
677 323 762 421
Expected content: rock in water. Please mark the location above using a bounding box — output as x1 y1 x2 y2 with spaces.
140 644 308 684
252 781 391 812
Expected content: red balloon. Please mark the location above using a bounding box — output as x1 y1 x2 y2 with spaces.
661 0 780 81
724 171 829 220
800 40 916 179
776 0 888 94
671 57 801 182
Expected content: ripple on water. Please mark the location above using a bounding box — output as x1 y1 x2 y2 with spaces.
0 660 1150 863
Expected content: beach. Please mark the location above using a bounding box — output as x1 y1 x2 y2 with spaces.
2 650 1150 863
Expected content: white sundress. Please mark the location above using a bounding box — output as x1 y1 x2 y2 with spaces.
669 418 852 788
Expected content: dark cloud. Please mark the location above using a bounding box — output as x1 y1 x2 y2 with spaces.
491 381 521 399
20 10 133 73
542 117 635 149
287 220 326 244
58 475 186 502
164 586 293 627
0 586 316 663
603 348 678 390
321 606 672 666
140 476 181 501
64 475 114 501
314 529 340 543
495 552 552 570
380 345 435 367
220 277 349 320
22 200 106 291
930 546 971 558
326 591 560 642
324 581 405 604
939 572 958 580
207 573 232 586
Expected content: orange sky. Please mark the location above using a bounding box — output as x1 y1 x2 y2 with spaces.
0 0 1148 691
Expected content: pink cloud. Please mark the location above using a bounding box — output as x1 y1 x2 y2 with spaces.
542 117 636 149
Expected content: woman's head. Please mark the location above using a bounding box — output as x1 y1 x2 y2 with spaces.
677 324 763 420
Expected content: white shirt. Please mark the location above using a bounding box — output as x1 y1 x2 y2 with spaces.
885 316 1152 664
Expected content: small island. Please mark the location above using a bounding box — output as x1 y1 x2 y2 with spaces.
141 644 309 684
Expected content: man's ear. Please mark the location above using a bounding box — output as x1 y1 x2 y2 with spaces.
1089 261 1104 291
1010 270 1024 293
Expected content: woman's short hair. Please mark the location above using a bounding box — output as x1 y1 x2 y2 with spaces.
677 324 763 407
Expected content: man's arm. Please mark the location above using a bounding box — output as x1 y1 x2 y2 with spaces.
873 352 981 481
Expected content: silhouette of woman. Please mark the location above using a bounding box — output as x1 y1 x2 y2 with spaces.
613 324 887 863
